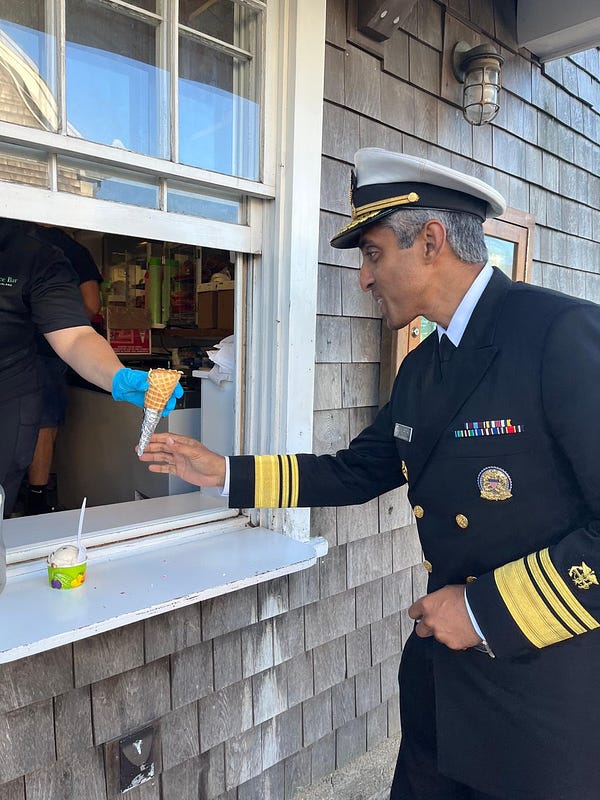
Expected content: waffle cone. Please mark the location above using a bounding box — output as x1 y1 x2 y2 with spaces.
144 368 183 412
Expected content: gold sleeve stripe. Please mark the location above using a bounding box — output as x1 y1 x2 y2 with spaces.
279 455 289 507
254 455 279 508
253 455 300 508
526 553 586 635
289 455 299 507
538 548 599 631
494 558 573 648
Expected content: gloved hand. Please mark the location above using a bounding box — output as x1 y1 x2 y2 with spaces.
111 368 184 416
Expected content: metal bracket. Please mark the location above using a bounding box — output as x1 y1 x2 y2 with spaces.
356 0 418 42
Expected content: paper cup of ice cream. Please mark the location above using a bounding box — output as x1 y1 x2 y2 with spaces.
47 544 87 590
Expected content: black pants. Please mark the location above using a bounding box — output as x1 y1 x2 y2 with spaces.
0 391 42 517
390 633 497 800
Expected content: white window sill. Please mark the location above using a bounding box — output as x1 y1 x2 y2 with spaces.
0 496 328 664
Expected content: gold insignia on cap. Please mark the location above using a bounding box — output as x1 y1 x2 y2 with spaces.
455 514 469 529
477 466 512 501
423 560 432 573
465 575 477 583
333 208 383 239
413 505 424 519
353 192 420 218
401 460 408 481
568 562 599 590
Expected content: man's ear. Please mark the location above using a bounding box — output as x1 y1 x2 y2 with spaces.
421 219 447 262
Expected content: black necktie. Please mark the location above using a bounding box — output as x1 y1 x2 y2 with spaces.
439 333 456 376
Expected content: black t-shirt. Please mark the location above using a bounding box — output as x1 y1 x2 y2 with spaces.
0 219 91 401
34 225 102 285
33 225 102 359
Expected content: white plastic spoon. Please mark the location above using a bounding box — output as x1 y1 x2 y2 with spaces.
76 497 87 562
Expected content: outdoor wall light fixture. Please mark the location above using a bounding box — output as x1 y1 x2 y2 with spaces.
452 41 504 126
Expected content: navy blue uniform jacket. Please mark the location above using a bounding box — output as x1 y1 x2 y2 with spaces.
230 268 600 798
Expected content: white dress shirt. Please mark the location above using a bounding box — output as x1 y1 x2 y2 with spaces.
435 264 494 640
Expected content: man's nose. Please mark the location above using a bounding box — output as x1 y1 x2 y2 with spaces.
359 261 373 293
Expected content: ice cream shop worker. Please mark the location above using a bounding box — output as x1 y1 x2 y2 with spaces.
141 148 600 800
25 224 104 515
0 217 183 517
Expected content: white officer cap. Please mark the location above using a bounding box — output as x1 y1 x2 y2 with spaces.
330 147 506 249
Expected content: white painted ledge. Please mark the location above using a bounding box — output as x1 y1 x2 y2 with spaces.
0 501 328 664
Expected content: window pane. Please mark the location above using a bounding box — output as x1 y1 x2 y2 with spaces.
66 0 167 157
58 157 159 207
178 3 261 180
485 235 517 279
0 141 48 187
126 0 159 11
0 0 57 131
180 0 239 44
167 182 241 223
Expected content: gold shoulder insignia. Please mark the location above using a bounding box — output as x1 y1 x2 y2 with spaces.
568 562 599 590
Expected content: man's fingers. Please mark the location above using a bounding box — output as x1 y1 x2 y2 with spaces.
408 601 423 620
414 620 434 638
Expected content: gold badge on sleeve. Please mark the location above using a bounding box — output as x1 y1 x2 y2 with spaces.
568 562 599 590
477 466 512 501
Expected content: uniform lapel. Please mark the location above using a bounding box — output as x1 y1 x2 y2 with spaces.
406 268 512 491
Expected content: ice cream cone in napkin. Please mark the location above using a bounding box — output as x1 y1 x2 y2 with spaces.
137 368 183 456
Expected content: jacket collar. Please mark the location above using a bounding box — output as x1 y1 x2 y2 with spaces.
401 267 512 491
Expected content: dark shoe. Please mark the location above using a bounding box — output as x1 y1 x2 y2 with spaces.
25 487 64 515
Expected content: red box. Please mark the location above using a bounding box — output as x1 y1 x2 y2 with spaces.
107 327 152 354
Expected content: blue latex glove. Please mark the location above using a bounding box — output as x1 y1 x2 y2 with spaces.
111 368 184 416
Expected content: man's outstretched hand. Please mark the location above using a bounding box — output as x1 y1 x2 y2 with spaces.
139 433 227 488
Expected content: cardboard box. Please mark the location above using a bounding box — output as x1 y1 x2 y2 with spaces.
106 305 152 354
196 282 234 330
217 289 234 330
107 327 152 354
196 290 216 328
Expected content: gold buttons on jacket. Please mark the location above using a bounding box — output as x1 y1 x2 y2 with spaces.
413 505 424 519
465 576 477 583
455 514 469 529
423 560 433 573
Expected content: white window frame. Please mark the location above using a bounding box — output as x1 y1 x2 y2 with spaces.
0 0 328 664
1 0 326 554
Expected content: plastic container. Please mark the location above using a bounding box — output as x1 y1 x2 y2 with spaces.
0 485 5 595
170 258 196 326
197 370 234 498
162 259 177 326
147 257 163 326
47 545 87 590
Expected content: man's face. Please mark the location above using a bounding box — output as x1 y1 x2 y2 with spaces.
358 224 428 330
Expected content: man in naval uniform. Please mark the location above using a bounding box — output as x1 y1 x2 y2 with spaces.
141 148 600 800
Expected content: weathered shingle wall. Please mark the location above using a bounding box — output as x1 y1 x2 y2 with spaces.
0 1 598 799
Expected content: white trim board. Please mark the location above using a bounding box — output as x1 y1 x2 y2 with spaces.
0 522 327 664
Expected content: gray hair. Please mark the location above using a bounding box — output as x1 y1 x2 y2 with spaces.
379 209 489 264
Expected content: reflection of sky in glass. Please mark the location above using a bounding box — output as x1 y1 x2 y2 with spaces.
1 20 260 184
95 178 158 207
485 236 516 278
168 188 239 223
66 41 165 158
0 20 51 83
419 317 437 342
179 77 258 180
